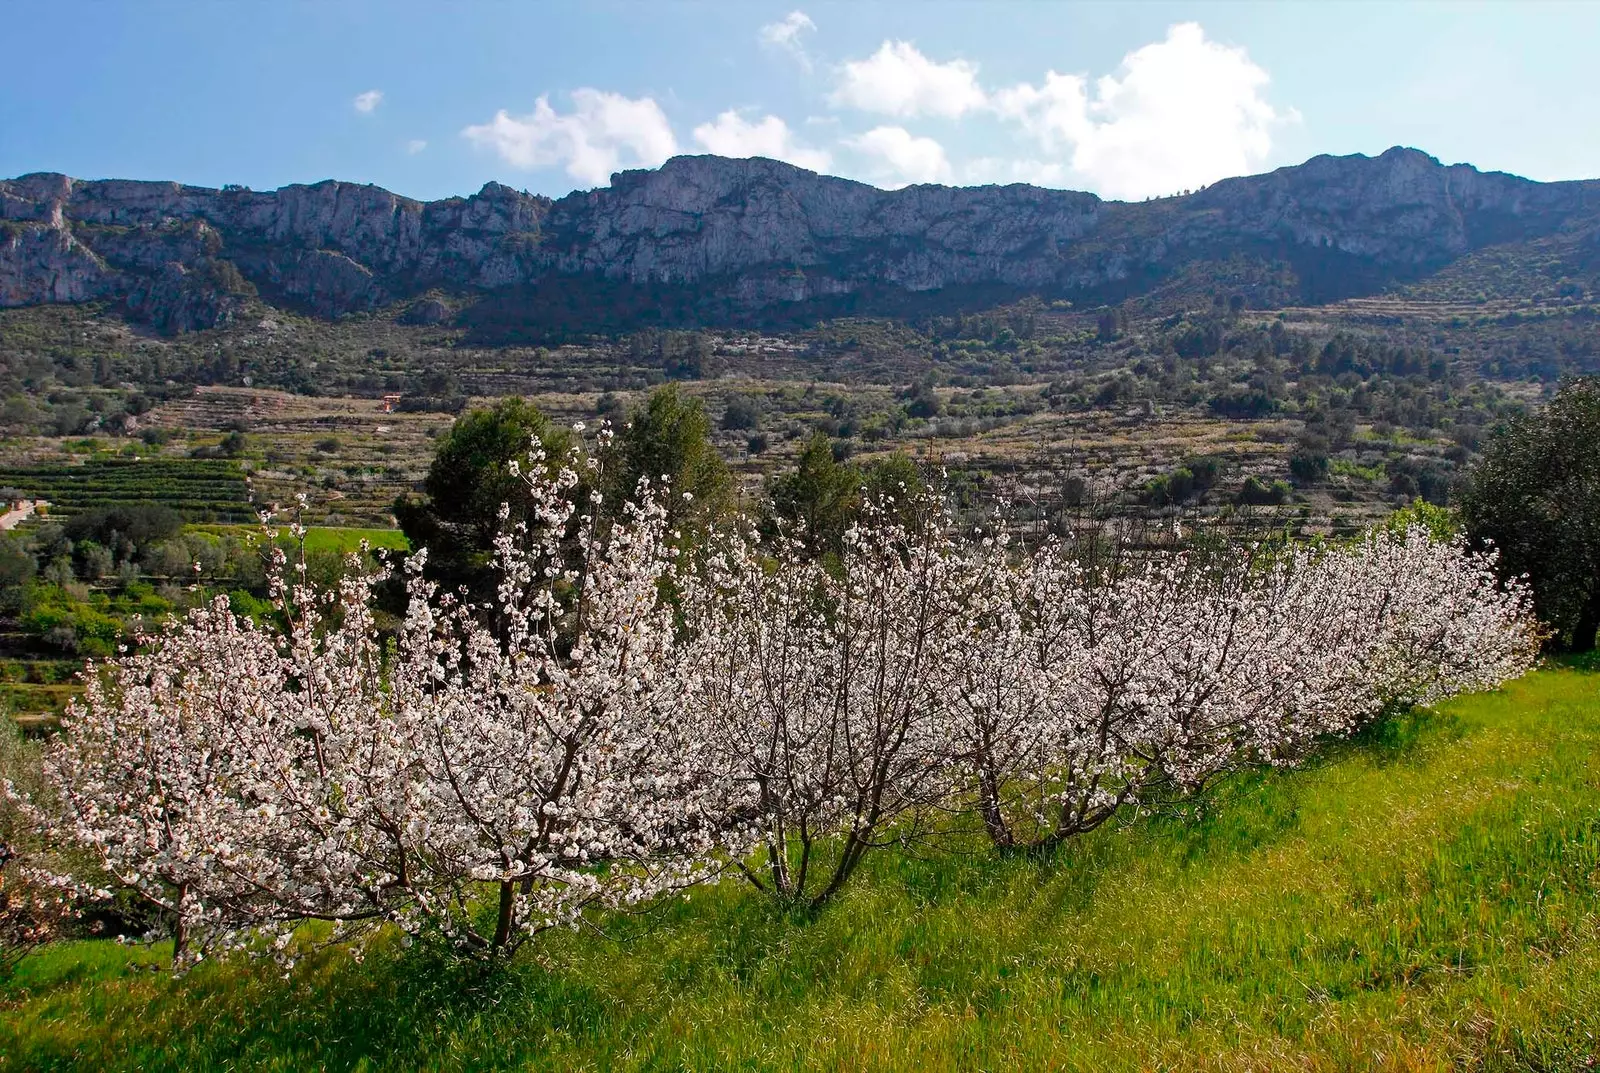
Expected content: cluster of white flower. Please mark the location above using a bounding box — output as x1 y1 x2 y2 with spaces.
684 507 1538 900
937 526 1538 854
16 446 752 967
684 512 965 904
10 447 1540 962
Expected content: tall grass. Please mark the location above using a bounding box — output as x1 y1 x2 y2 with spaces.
3 665 1598 1071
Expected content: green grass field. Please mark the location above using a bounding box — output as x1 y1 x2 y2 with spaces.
3 665 1598 1071
188 524 411 555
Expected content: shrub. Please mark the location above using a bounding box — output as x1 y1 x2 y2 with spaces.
720 394 761 431
1236 476 1291 506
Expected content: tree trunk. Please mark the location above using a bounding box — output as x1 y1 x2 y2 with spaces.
491 880 516 951
810 831 867 909
976 768 1013 848
765 839 791 897
170 883 189 968
1573 585 1600 653
170 916 186 968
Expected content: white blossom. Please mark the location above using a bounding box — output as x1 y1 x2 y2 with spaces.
12 472 1537 964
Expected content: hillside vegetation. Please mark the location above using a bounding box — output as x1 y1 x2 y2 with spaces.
3 664 1597 1071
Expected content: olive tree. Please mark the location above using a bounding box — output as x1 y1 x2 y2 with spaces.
1460 377 1600 650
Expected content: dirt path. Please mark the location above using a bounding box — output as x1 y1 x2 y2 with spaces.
0 499 41 530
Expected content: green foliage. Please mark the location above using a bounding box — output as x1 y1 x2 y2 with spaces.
63 505 185 560
186 525 407 557
293 527 409 555
860 451 927 513
395 397 571 579
767 435 929 558
1235 476 1291 506
4 669 1599 1069
1460 376 1600 650
902 377 942 419
605 385 732 540
1142 456 1222 506
17 583 141 658
216 430 249 458
0 535 36 614
1328 458 1386 482
1288 447 1329 483
1380 498 1461 543
766 433 864 556
719 394 761 431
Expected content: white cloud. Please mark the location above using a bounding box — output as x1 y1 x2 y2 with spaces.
760 11 816 70
961 157 1070 187
406 139 428 155
845 126 952 187
692 111 831 172
353 90 383 114
462 89 679 186
993 23 1289 199
831 41 986 119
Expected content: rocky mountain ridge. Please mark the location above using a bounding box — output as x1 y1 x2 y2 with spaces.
4 147 1599 333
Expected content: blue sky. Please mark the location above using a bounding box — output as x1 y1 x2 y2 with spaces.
3 1 1597 202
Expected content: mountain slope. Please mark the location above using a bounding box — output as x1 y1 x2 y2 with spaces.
4 147 1599 333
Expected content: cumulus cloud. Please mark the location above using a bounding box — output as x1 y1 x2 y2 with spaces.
462 89 679 186
693 111 831 171
993 23 1289 199
760 10 816 70
353 90 383 114
845 126 952 187
831 41 986 119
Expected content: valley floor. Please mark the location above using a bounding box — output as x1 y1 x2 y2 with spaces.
3 665 1598 1071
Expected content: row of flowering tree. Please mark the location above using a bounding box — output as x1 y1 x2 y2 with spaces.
7 438 1540 967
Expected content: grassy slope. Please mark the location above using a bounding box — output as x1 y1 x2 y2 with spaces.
3 666 1598 1072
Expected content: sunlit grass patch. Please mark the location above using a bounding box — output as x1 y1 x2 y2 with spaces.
188 524 410 555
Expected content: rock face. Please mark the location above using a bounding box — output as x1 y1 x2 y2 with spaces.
3 147 1598 332
399 297 452 326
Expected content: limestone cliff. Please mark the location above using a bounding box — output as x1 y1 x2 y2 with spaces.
2 147 1597 332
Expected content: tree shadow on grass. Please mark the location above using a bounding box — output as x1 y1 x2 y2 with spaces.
1141 769 1307 869
1346 703 1467 766
1554 651 1600 674
5 936 618 1072
1147 702 1470 867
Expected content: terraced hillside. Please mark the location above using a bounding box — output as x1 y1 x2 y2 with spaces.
0 458 253 522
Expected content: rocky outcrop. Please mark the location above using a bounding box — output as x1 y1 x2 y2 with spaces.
1172 147 1600 261
2 147 1598 332
0 173 555 328
400 297 452 326
537 156 1102 293
0 223 112 304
